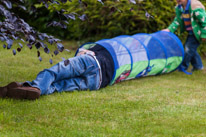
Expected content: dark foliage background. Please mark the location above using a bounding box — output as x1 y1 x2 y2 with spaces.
21 0 178 41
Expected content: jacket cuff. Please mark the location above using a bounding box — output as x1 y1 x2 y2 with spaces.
167 26 175 33
201 33 206 39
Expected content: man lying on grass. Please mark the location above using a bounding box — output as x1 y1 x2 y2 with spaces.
0 44 114 100
0 30 186 100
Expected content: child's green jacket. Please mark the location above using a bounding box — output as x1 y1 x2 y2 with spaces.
168 0 206 42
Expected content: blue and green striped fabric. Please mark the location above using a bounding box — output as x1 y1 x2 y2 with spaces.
75 31 184 85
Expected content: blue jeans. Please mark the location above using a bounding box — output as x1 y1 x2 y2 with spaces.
181 35 203 70
24 55 101 95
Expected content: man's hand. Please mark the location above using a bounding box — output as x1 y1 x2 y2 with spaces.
77 49 95 56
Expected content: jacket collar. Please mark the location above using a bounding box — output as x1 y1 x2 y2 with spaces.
178 0 191 12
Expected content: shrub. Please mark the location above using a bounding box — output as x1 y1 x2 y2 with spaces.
47 0 177 41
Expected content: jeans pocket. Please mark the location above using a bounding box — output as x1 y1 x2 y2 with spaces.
86 73 97 90
70 58 85 74
85 55 95 69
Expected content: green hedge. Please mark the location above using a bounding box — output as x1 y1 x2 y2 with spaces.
19 0 206 45
49 0 177 41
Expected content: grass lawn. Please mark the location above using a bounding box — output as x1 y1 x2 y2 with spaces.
0 42 206 137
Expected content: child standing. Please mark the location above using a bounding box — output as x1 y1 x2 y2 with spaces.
163 0 206 71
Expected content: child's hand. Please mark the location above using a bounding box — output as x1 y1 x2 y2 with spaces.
162 29 170 32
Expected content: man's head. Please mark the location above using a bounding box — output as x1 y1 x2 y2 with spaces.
176 0 188 6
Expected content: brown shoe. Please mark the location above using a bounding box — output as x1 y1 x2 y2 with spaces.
7 87 41 100
0 82 22 98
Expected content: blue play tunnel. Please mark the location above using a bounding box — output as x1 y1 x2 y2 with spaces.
76 31 184 84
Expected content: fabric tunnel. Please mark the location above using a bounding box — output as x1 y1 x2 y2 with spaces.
75 31 185 85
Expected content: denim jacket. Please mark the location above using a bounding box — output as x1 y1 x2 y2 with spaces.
168 0 206 42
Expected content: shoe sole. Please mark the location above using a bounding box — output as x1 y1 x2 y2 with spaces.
7 88 40 100
0 87 7 98
0 82 21 98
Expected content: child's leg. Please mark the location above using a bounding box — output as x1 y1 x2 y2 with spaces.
181 35 201 70
191 51 203 70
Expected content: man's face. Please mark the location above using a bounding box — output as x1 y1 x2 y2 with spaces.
176 0 188 5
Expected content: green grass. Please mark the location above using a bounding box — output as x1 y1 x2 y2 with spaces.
1 42 206 137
